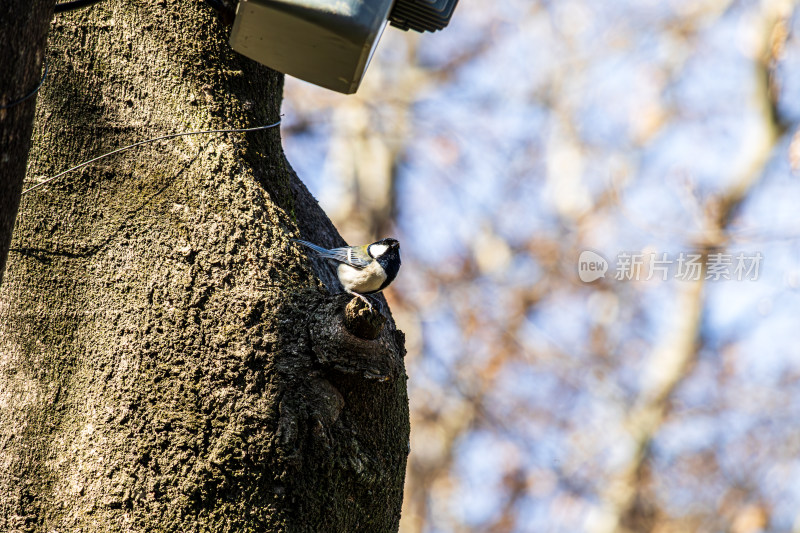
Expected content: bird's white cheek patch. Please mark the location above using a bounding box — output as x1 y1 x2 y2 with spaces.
368 243 389 258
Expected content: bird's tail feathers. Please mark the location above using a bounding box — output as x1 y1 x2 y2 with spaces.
292 239 331 256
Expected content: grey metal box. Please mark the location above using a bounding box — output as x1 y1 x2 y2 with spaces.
230 0 393 94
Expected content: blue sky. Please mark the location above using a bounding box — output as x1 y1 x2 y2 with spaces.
283 1 800 530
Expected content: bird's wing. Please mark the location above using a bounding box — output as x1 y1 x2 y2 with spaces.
294 239 371 268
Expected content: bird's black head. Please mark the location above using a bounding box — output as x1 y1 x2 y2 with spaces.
369 238 401 287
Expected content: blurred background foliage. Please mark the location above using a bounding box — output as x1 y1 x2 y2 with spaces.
282 0 800 531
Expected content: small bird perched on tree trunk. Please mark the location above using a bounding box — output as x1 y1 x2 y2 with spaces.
294 238 401 311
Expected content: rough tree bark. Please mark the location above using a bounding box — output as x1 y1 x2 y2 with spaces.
0 1 409 532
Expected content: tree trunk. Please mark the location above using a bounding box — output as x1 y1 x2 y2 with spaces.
0 2 409 532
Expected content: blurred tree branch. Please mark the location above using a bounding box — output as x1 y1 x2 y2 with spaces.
594 6 790 532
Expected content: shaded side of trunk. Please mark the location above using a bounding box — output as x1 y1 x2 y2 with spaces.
0 0 54 285
0 2 409 531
